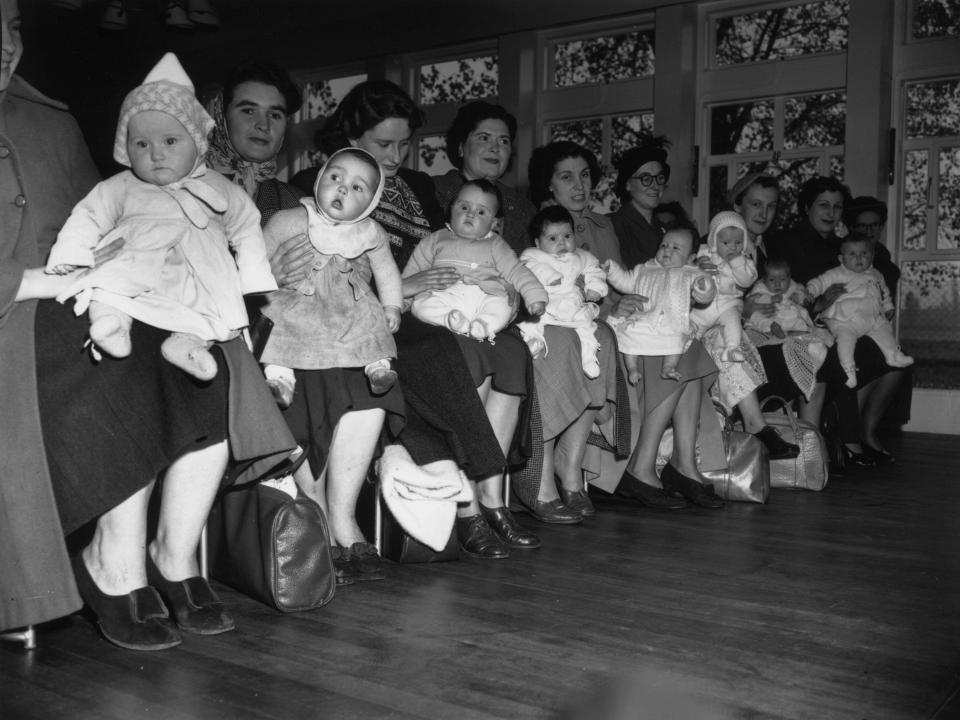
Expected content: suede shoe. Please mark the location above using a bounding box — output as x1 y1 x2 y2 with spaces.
344 542 386 581
146 554 235 635
72 555 182 651
754 426 800 460
457 514 509 559
559 487 596 516
528 498 583 524
659 463 724 509
480 505 541 549
615 471 688 510
331 546 358 586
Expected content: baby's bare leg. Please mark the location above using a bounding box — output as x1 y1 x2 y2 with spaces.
624 353 642 385
161 332 217 381
661 353 682 381
88 300 133 358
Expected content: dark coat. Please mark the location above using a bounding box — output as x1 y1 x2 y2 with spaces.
0 77 100 629
609 201 664 269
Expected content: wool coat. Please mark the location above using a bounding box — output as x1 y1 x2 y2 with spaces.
0 76 99 630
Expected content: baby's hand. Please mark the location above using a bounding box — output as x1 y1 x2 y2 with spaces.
601 259 612 273
47 264 77 275
789 290 807 305
528 301 546 317
771 293 783 304
384 306 402 333
584 290 602 303
696 256 718 273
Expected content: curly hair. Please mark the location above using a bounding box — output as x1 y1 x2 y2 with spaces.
318 79 424 156
527 141 601 207
444 101 518 171
796 176 853 216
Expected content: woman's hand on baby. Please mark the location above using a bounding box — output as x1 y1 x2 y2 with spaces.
270 233 314 289
47 263 77 275
401 266 459 297
612 293 648 317
384 306 402 333
528 301 546 317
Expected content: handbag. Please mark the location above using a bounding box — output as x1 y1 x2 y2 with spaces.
701 406 771 503
758 396 829 491
206 480 336 612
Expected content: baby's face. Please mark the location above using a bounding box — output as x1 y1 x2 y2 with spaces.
127 110 198 186
764 267 791 294
655 230 694 268
317 154 378 222
536 221 575 256
839 240 874 274
715 226 745 262
450 186 497 240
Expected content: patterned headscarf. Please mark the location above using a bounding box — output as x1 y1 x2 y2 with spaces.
204 91 278 197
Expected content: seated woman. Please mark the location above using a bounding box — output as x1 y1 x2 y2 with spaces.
16 38 295 649
292 82 541 558
769 177 907 464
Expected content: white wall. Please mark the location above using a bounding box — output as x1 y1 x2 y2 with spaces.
904 389 960 435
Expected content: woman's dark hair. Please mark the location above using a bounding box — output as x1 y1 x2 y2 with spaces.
529 205 575 240
613 135 672 201
844 195 888 227
222 59 302 115
318 79 425 156
444 101 518 171
527 141 602 207
796 176 853 216
653 201 696 233
450 178 504 219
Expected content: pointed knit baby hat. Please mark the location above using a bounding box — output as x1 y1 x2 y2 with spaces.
113 52 215 167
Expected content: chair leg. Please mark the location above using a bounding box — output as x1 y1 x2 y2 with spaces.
1 625 37 650
199 523 209 580
373 483 383 553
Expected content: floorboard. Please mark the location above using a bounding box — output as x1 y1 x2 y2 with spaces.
2 432 958 720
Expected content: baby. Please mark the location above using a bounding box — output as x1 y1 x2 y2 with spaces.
745 258 814 338
259 147 403 406
690 211 758 362
45 53 275 380
402 179 547 342
604 227 715 383
516 206 607 378
807 234 913 388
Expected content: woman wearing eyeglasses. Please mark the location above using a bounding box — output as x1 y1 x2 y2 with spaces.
610 141 671 270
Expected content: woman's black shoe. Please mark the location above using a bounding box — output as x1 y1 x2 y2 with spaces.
658 464 724 509
146 555 235 635
616 472 688 510
559 487 596 516
457 514 509 559
480 505 542 548
72 555 182 651
841 444 878 468
754 426 800 460
863 444 896 465
528 498 583 524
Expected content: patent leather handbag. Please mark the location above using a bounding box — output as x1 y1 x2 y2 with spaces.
207 481 336 612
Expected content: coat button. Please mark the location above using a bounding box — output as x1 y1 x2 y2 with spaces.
14 194 26 207
0 146 9 159
577 224 585 232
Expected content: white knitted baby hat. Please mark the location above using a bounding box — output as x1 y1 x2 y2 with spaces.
113 52 215 167
707 210 750 253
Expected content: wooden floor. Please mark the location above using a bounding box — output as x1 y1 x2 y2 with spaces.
3 432 959 720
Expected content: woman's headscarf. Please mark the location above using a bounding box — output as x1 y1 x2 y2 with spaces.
204 91 277 197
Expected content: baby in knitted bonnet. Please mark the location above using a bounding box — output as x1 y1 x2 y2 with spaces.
46 52 275 380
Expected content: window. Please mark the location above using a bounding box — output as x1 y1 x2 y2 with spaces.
899 76 960 388
711 0 849 67
911 0 960 40
550 28 655 88
706 91 846 225
289 72 367 173
418 55 498 106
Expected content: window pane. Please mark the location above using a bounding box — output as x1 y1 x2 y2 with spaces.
903 149 929 251
418 135 453 175
900 260 960 389
913 0 960 40
938 146 960 250
553 30 655 87
711 100 774 155
714 0 848 67
548 119 603 159
419 56 498 105
298 73 367 122
611 113 656 159
905 78 960 139
784 92 846 149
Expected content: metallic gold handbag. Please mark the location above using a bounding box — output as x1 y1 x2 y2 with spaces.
758 396 829 491
702 409 771 504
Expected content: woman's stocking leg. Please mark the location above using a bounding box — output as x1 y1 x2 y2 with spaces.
325 408 385 547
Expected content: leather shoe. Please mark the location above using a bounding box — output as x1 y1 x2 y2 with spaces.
559 487 596 516
457 514 509 559
841 444 877 467
659 464 724 509
616 472 688 510
72 554 182 651
528 498 582 524
480 505 541 549
863 444 895 465
146 554 235 635
754 426 800 460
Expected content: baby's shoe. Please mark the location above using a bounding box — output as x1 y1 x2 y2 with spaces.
887 349 914 368
365 359 398 396
720 347 745 363
264 365 296 408
469 319 490 342
843 366 858 389
582 358 600 379
90 315 132 358
162 333 217 381
445 310 470 336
